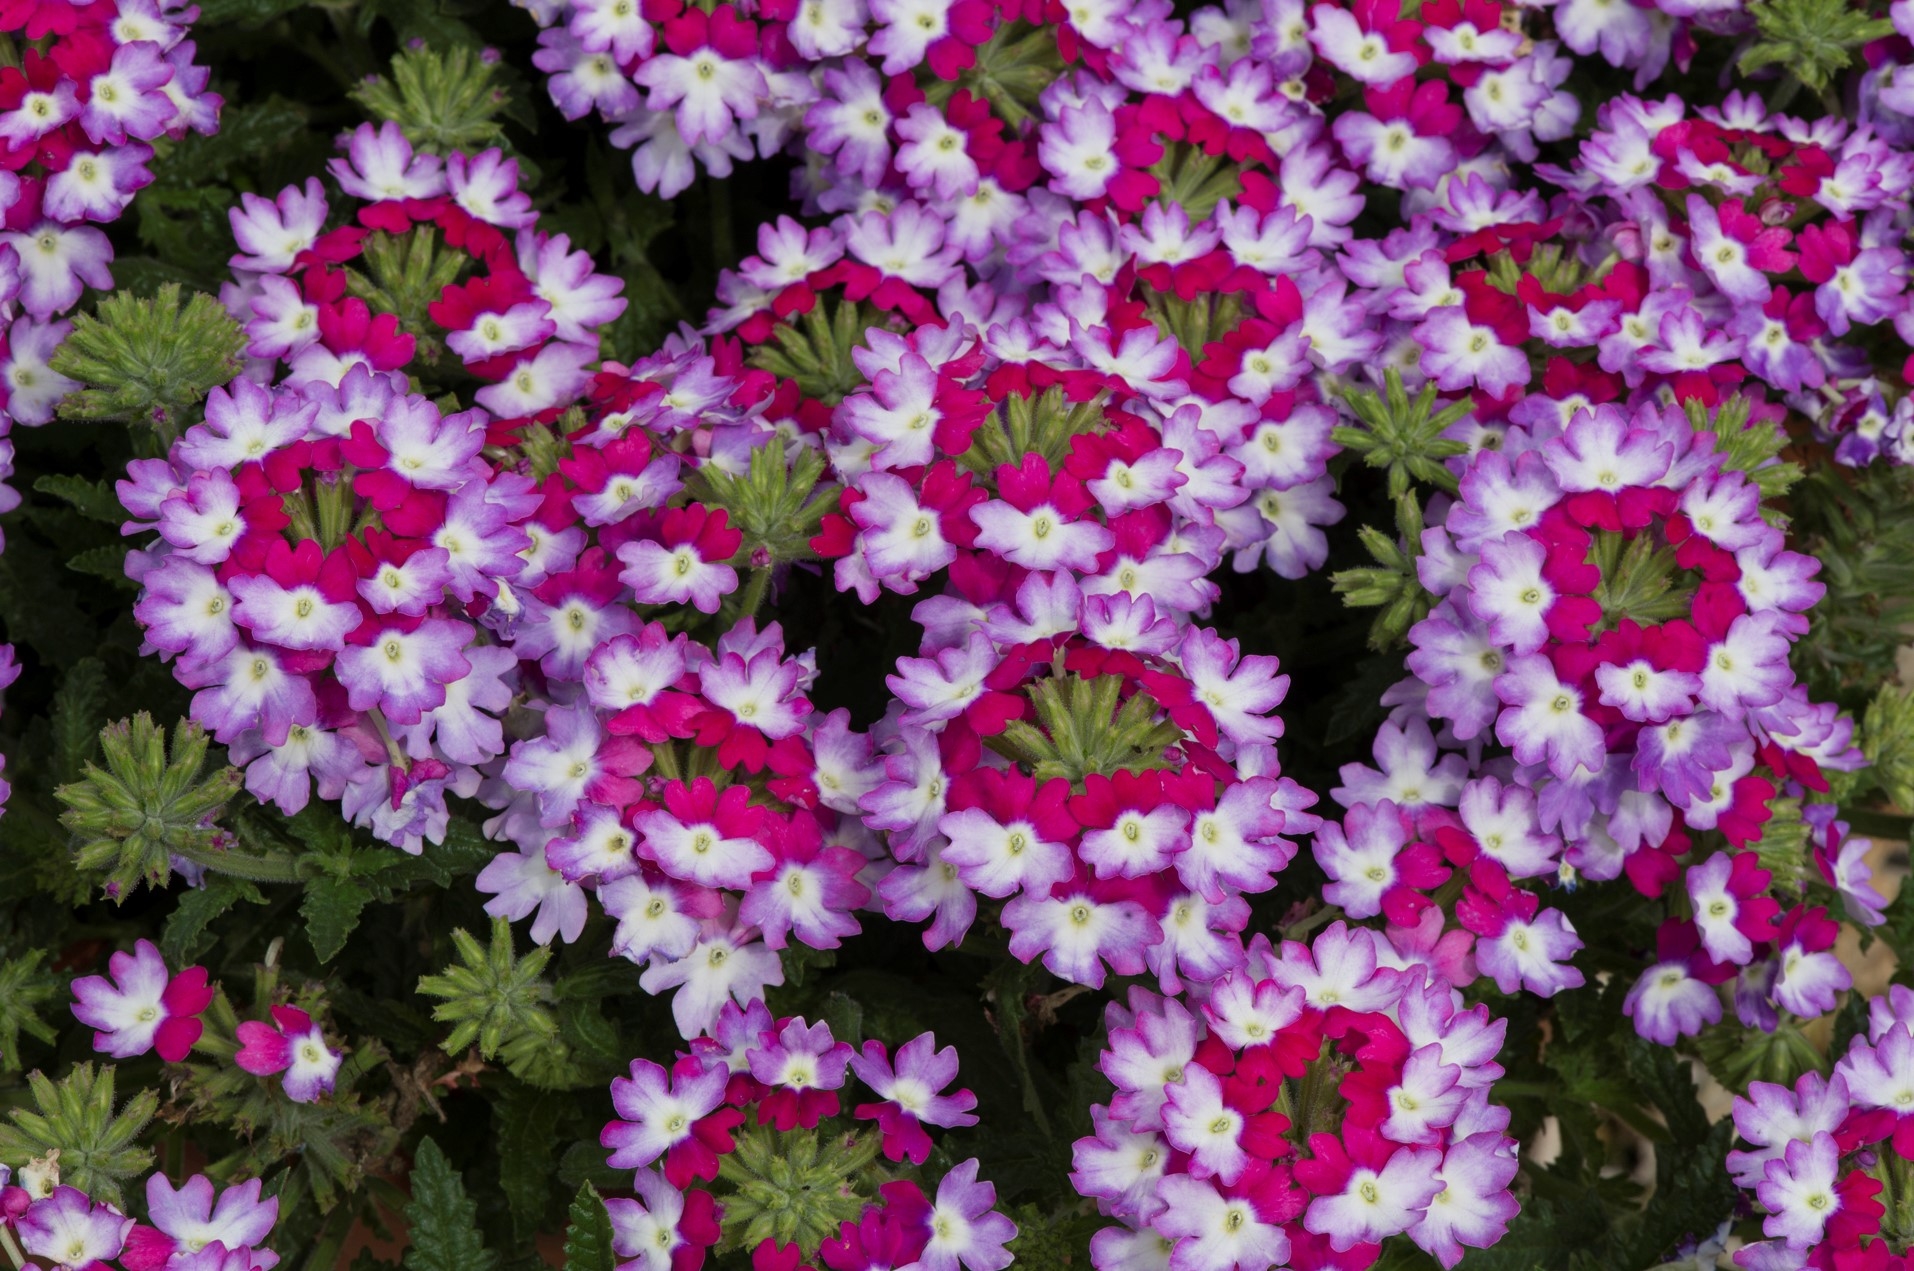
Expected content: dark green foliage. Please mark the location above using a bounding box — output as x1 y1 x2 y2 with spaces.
1790 463 1914 711
561 1184 616 1271
402 1137 499 1271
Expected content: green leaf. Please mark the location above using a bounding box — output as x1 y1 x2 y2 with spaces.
196 0 306 23
67 545 139 590
401 1137 498 1271
151 97 311 187
1620 1119 1740 1268
1695 1015 1825 1091
1453 1190 1609 1271
302 877 373 964
33 475 123 524
561 1184 616 1271
1624 1037 1710 1146
495 1086 565 1243
557 1140 628 1195
1000 1202 1104 1271
1791 464 1914 710
1875 873 1914 970
355 0 485 50
51 659 110 786
162 876 265 964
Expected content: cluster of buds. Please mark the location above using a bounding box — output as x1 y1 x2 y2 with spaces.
1073 922 1518 1271
600 1001 1014 1271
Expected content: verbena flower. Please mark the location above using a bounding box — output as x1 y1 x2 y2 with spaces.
600 1006 1011 1271
69 940 213 1064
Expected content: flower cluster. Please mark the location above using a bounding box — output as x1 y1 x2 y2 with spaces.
0 0 219 819
528 0 1393 597
0 0 221 433
478 611 875 1039
60 1 1914 1267
120 122 628 854
864 570 1318 995
2 1164 278 1271
405 337 889 1039
221 121 626 428
1316 399 1868 1033
1540 83 1914 464
601 1001 1014 1271
1725 986 1914 1268
1074 922 1518 1271
119 366 536 853
68 937 344 1106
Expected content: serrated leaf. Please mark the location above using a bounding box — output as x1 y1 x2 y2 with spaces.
51 658 110 785
561 1184 616 1271
67 545 138 589
1453 1191 1609 1271
1620 1118 1740 1269
402 1137 498 1271
162 876 265 964
496 1086 564 1243
34 474 123 524
195 0 305 22
155 97 311 187
302 877 373 964
1624 1037 1710 1146
557 1140 628 1194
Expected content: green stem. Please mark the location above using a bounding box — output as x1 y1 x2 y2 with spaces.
313 473 354 552
1281 902 1344 943
1840 807 1914 840
734 566 772 622
299 1203 351 1271
171 840 303 884
0 1223 27 1271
